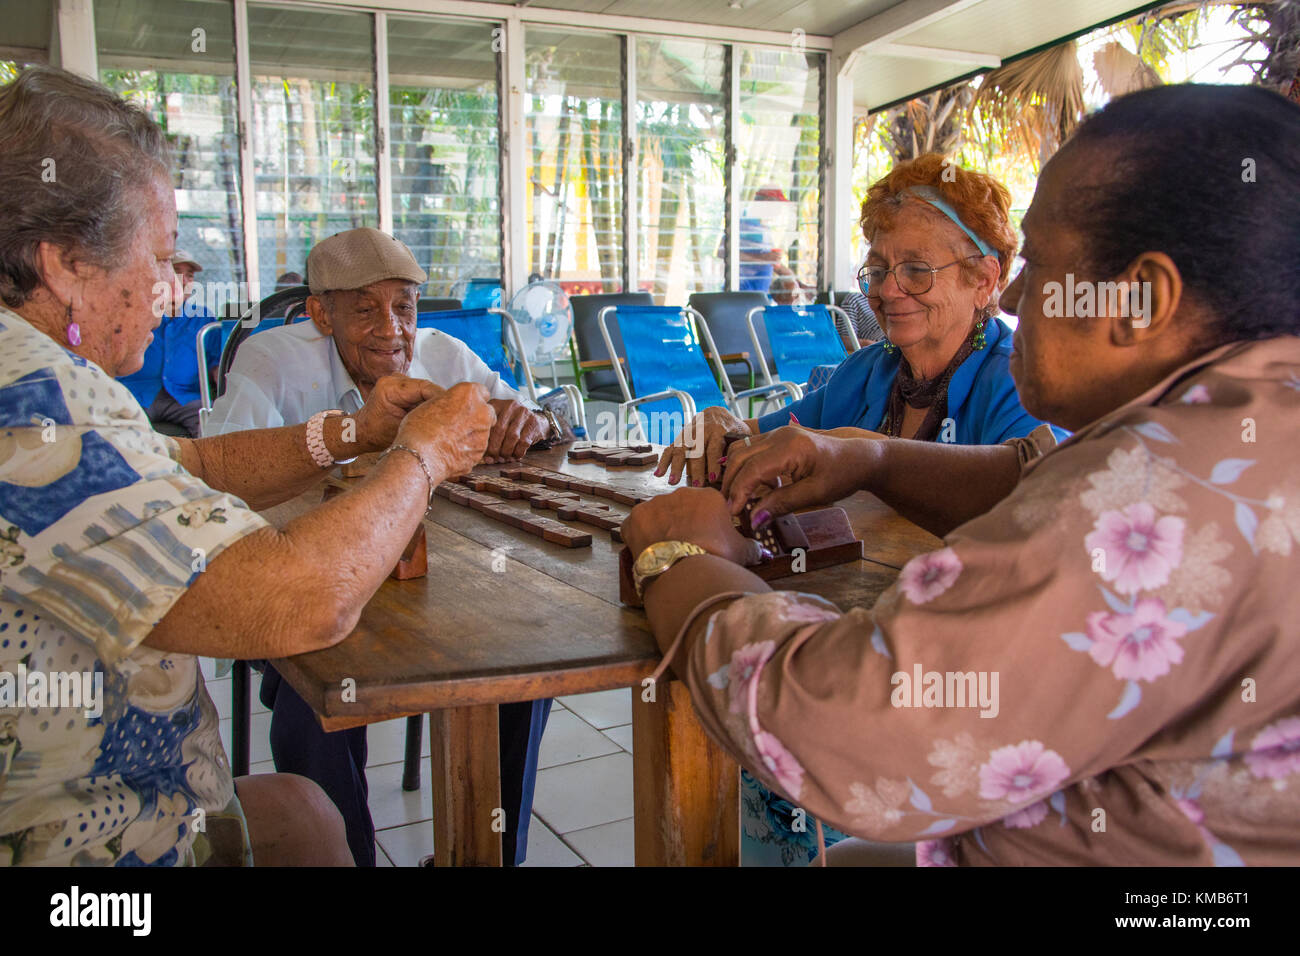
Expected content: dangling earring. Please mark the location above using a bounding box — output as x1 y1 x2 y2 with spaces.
65 304 81 347
972 319 987 351
881 338 897 354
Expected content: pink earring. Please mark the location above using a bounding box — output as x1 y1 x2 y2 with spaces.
65 304 81 346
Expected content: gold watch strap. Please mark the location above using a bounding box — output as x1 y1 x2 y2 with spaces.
633 541 708 598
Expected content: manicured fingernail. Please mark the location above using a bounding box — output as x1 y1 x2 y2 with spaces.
717 456 727 465
654 467 664 476
708 472 717 482
789 413 800 425
752 509 771 527
691 478 701 487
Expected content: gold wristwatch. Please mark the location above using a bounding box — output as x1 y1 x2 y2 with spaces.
632 541 709 598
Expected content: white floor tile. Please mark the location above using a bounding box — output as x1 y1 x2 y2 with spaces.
563 818 634 867
537 710 622 769
365 759 432 831
366 716 430 769
376 821 434 868
557 688 632 730
519 816 584 867
376 845 395 867
602 724 633 754
532 751 634 835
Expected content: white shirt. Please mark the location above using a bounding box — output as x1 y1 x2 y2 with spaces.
206 319 533 434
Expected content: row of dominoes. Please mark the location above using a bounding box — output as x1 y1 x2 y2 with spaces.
433 482 593 548
499 466 653 507
566 443 658 466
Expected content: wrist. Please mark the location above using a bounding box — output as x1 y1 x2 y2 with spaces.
848 435 886 496
321 413 368 460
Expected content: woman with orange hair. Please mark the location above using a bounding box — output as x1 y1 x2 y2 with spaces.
657 154 1062 490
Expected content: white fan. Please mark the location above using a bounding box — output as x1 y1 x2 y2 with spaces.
507 279 573 366
502 279 586 433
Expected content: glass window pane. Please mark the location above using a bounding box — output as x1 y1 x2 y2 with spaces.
388 17 499 297
97 0 244 310
0 0 53 70
526 29 624 296
737 48 822 301
636 37 726 303
248 2 377 293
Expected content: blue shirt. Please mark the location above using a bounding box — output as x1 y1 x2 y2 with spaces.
117 303 216 408
756 317 1068 444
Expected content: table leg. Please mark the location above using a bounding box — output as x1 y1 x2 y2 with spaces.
429 703 502 867
632 678 739 866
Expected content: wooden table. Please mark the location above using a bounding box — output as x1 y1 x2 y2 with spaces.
261 446 939 866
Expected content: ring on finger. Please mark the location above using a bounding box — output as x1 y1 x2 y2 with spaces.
775 475 783 488
743 436 752 447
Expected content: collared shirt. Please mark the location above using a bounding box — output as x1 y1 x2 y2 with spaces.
117 303 217 408
755 316 1068 444
686 335 1300 865
205 320 533 434
0 304 268 866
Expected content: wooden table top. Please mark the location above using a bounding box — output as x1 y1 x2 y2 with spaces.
264 445 940 729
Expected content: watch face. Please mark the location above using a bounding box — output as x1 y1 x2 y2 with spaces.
635 542 677 576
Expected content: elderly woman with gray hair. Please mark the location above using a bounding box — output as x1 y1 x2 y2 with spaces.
0 66 495 866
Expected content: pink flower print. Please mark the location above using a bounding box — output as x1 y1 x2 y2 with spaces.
1085 502 1185 595
754 731 805 798
1180 385 1211 404
776 595 842 625
1086 597 1188 682
1244 716 1300 780
978 741 1071 803
917 839 957 867
1002 799 1049 829
898 547 963 604
726 640 776 714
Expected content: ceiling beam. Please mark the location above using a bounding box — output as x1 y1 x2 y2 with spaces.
270 0 833 50
831 0 988 76
877 42 1001 69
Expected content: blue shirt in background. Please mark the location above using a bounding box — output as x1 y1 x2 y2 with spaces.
118 303 216 408
755 316 1069 445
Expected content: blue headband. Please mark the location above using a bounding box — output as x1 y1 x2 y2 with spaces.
903 186 996 258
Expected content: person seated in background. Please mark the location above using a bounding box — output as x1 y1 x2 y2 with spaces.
207 227 555 867
657 153 1063 866
116 249 214 438
626 82 1300 867
0 66 498 866
274 271 303 291
840 290 884 346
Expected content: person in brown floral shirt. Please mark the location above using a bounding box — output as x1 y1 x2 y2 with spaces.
622 83 1300 866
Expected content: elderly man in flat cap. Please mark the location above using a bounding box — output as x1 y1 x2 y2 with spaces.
208 228 553 866
118 248 216 437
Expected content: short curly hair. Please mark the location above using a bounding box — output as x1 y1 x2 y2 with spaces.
0 66 171 308
859 153 1018 291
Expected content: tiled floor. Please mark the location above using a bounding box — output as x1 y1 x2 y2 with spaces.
205 660 635 866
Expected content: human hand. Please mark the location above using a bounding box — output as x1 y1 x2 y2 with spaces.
353 375 445 453
482 399 549 463
621 487 767 568
395 382 496 483
654 406 749 487
720 424 879 526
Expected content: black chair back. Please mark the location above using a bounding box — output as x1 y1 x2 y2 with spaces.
216 285 310 399
687 291 773 382
417 296 462 312
570 292 654 399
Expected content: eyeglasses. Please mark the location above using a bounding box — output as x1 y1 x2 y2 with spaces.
858 254 987 297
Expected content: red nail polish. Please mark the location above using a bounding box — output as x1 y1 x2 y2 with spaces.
717 456 727 465
752 509 771 527
708 472 717 482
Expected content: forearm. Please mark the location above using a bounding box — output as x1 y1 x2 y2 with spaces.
856 438 1022 537
177 416 373 510
642 554 770 659
146 450 437 659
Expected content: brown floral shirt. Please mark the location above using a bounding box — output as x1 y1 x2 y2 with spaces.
683 336 1300 865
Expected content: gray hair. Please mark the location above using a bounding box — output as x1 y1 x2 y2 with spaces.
0 66 171 308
